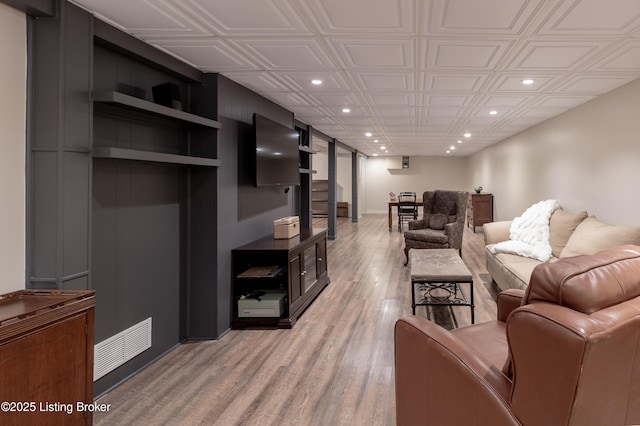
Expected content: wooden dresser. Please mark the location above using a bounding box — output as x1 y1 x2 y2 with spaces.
337 202 349 217
0 290 96 425
467 193 494 232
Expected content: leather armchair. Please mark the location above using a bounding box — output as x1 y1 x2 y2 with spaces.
395 245 640 425
403 190 468 265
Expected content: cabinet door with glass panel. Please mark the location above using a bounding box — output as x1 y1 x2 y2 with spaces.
303 238 327 292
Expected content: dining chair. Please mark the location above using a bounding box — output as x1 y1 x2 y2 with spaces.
397 192 418 232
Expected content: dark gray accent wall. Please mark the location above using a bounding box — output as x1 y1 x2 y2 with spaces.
3 0 54 16
25 0 219 395
91 41 192 396
92 160 186 393
186 73 219 339
29 0 92 290
93 19 201 84
21 0 306 398
90 25 218 394
216 75 295 334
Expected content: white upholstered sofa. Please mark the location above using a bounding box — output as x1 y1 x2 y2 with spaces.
484 209 640 291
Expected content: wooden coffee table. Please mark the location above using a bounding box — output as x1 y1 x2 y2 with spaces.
409 249 474 324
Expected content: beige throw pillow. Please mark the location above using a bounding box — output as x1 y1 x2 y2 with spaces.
549 209 588 258
560 216 640 258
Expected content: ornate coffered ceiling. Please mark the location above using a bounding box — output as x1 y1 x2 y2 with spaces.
72 0 640 157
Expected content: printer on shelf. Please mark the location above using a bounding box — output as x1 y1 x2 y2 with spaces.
237 291 287 318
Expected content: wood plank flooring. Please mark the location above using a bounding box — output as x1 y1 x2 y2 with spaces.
94 214 498 426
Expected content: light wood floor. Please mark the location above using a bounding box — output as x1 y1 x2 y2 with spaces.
94 214 498 426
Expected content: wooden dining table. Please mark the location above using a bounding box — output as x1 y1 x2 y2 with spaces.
386 198 423 231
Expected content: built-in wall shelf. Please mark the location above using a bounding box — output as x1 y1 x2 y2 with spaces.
90 24 220 395
298 145 316 175
92 91 222 129
92 147 221 167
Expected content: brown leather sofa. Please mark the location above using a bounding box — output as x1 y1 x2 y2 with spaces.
395 245 640 425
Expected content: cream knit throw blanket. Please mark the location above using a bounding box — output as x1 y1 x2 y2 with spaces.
489 199 560 262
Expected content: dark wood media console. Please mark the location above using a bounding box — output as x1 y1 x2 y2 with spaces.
232 228 329 329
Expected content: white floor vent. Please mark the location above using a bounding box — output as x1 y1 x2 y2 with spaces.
94 317 152 381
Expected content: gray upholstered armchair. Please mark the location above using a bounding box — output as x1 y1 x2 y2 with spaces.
403 190 468 265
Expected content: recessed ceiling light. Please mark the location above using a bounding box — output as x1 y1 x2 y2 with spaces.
311 79 323 85
457 140 462 144
450 146 456 150
365 132 372 137
373 139 379 143
446 150 450 154
490 110 498 115
342 107 351 113
380 146 386 150
464 133 471 138
373 153 378 156
522 79 534 85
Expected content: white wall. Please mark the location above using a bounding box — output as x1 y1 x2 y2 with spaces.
314 146 470 218
364 156 469 213
337 153 352 208
0 3 26 293
468 77 640 226
313 147 353 209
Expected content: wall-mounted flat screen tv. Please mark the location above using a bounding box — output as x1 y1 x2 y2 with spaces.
253 113 300 187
